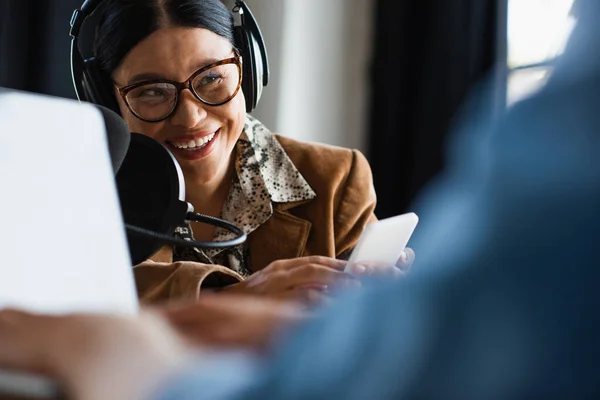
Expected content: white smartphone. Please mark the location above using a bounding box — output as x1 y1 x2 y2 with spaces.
345 212 419 272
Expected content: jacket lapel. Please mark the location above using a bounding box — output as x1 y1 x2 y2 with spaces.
249 202 312 271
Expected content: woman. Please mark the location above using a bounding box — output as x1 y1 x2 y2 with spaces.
92 0 412 304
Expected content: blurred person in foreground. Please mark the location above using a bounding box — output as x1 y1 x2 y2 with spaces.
0 0 599 399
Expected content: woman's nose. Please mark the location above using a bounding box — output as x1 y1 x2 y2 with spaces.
170 89 208 128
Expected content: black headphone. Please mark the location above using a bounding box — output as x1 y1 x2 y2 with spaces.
69 0 269 114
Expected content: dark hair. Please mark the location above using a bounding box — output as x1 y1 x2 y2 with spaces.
94 0 235 75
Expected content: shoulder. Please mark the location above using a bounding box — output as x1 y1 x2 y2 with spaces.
270 134 376 259
273 134 372 190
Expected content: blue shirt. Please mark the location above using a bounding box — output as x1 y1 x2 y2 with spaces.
155 9 600 399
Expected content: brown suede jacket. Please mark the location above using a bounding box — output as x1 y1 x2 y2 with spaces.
134 134 377 303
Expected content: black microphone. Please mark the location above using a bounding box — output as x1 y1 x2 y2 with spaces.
96 105 247 265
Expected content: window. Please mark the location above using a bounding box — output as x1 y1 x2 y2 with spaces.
506 0 578 105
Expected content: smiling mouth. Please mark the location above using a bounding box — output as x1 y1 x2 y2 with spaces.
167 131 217 151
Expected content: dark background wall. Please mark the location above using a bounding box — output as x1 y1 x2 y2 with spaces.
366 0 503 217
0 0 84 98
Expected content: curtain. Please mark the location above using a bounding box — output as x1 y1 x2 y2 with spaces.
0 0 83 98
367 0 502 218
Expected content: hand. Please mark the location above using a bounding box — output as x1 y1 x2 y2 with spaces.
0 309 188 400
159 294 308 352
347 247 416 278
223 256 360 305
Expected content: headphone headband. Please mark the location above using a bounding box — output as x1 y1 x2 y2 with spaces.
70 0 104 37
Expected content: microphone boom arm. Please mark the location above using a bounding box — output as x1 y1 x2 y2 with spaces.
125 212 247 250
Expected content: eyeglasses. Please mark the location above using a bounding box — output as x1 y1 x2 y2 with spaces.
115 55 243 123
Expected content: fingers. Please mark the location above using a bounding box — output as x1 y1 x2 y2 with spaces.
155 301 211 324
347 247 416 278
220 257 356 303
0 308 46 324
349 262 404 278
280 265 359 290
267 256 347 271
162 295 309 351
0 309 57 374
161 296 306 330
396 247 416 271
0 309 189 400
161 296 276 324
296 288 333 309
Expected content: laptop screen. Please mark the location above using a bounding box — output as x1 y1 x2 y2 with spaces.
0 89 138 315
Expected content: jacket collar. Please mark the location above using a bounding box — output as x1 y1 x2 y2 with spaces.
240 115 316 203
209 116 315 262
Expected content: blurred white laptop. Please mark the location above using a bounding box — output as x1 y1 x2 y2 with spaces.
0 88 138 397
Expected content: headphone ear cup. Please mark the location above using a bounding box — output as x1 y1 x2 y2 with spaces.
234 26 256 112
83 58 121 115
247 32 265 108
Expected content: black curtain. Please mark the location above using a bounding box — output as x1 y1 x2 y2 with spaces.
0 0 84 98
367 0 503 218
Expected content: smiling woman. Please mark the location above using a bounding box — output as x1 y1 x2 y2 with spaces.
81 0 412 305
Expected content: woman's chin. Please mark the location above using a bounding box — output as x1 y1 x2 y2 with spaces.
179 160 224 185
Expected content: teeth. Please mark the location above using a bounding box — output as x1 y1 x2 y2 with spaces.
173 133 216 150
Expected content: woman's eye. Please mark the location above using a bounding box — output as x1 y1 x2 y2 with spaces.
199 74 223 86
140 89 164 98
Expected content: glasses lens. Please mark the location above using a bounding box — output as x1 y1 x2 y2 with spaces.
191 63 240 105
125 83 177 121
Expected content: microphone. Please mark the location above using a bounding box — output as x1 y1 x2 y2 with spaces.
96 105 247 265
97 104 130 173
